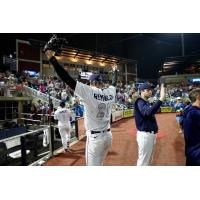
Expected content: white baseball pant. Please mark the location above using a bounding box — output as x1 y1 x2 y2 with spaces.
136 131 156 166
58 126 71 149
86 130 112 166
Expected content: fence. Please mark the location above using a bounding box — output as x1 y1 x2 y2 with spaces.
0 110 81 166
0 125 50 166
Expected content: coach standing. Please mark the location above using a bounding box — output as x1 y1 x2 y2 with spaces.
134 83 165 166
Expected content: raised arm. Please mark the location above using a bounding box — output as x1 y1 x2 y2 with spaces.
136 99 162 117
45 50 76 90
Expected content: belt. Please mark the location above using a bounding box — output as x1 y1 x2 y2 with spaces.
91 128 110 134
139 130 156 134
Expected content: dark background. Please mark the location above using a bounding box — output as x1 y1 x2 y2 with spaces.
1 33 200 79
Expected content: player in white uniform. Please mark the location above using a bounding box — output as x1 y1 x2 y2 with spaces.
75 75 116 165
45 49 118 166
54 101 72 153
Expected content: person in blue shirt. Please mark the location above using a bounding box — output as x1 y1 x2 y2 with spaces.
174 97 185 111
73 98 84 118
174 97 185 134
134 82 166 166
182 88 200 166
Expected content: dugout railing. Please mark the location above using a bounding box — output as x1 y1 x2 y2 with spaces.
0 113 78 166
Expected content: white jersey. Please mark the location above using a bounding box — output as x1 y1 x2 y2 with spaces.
61 91 67 99
74 81 116 131
54 107 71 127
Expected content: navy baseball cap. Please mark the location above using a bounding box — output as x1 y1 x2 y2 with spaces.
89 74 102 82
60 100 66 106
139 82 154 90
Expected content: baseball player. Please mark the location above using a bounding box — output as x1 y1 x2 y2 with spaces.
134 82 165 166
45 50 118 166
54 101 72 153
182 88 200 165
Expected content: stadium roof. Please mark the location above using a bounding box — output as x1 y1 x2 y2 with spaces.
160 54 200 75
29 38 137 65
60 46 137 65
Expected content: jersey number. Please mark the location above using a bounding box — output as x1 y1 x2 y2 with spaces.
96 103 112 119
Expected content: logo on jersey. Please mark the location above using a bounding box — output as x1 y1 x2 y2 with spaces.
59 110 68 114
94 93 113 101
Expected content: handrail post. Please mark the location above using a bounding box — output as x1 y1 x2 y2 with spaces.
75 118 79 140
20 136 27 166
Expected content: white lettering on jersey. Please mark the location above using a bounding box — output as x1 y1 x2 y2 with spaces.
54 107 71 127
93 94 114 101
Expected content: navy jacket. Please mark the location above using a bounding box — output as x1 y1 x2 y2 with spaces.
182 105 200 164
134 98 162 133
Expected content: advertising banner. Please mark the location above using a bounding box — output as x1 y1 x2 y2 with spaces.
123 109 134 118
112 111 123 122
160 107 173 113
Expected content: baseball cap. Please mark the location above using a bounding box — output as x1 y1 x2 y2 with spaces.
88 74 102 82
60 100 66 107
176 97 181 100
139 82 154 91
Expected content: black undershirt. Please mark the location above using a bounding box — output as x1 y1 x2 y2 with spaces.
50 56 76 90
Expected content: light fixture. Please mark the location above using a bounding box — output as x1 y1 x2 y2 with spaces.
100 62 105 67
72 57 78 62
55 56 62 60
86 60 92 65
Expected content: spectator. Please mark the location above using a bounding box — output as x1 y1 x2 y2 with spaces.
61 89 68 102
49 88 57 98
174 97 185 111
36 100 43 113
4 79 11 97
48 99 54 113
73 98 84 117
174 97 185 134
30 103 38 121
39 82 46 93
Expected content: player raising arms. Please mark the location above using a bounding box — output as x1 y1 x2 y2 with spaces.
44 47 118 166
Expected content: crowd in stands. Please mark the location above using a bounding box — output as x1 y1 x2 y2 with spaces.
27 74 74 102
0 71 21 97
115 82 199 109
1 69 200 122
115 83 137 109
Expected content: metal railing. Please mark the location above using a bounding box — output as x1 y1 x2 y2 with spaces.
23 86 60 107
0 125 51 166
0 113 80 166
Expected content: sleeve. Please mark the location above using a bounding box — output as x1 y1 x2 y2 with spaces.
193 111 200 126
54 111 58 120
49 56 76 90
108 85 116 97
136 99 162 117
74 81 93 101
